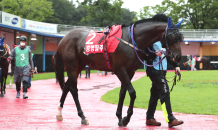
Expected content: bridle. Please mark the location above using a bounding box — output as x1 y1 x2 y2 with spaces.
129 24 180 67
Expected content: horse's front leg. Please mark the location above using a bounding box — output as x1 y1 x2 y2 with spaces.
56 80 70 121
116 86 127 126
116 71 136 126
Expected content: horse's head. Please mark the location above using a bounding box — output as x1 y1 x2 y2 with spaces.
0 37 5 55
160 17 184 63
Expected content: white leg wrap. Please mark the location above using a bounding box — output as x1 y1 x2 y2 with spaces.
57 106 62 116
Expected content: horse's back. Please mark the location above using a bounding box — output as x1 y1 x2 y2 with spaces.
57 28 91 62
58 28 90 48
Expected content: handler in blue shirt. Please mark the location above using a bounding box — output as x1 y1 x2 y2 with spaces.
85 65 90 78
145 41 183 128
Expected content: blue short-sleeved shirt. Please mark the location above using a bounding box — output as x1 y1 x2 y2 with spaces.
153 41 167 70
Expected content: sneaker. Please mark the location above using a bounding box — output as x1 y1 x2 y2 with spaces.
16 92 20 98
168 119 183 128
23 92 28 99
146 119 161 126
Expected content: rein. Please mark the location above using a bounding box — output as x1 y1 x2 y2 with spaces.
113 35 143 52
130 24 167 67
10 62 33 77
129 24 179 67
165 70 181 92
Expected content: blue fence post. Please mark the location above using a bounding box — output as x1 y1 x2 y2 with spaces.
43 36 45 71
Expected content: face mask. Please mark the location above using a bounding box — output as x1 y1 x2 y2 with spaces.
20 42 26 46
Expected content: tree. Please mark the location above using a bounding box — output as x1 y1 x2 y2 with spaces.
115 8 137 25
139 0 218 29
45 0 80 25
138 6 153 19
70 4 88 26
80 0 124 27
180 0 218 29
0 0 53 22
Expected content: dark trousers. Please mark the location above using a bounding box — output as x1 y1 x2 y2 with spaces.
146 75 175 122
85 67 90 78
187 65 190 71
16 81 28 92
28 76 31 86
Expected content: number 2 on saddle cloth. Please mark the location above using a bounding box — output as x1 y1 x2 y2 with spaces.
84 25 122 71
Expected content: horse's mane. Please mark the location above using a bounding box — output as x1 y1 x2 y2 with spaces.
122 13 168 27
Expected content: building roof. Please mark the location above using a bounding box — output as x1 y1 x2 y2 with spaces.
0 23 65 38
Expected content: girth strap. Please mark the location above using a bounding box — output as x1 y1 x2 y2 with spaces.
103 31 113 71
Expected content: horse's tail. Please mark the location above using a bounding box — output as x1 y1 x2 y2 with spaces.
55 50 65 90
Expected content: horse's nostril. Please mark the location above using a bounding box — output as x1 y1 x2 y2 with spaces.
176 55 179 59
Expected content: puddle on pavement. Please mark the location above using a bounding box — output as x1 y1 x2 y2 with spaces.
79 82 116 91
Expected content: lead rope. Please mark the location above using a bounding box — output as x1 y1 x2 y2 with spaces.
10 62 33 78
165 70 181 92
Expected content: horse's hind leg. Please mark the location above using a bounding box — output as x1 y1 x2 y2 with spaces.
69 84 88 125
66 65 88 125
56 80 70 121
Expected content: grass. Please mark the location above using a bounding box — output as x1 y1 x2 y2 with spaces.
101 70 218 115
5 70 98 85
5 69 146 85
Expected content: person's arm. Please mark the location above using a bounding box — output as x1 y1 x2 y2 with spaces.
32 54 37 72
167 56 180 72
32 55 37 67
28 50 33 71
153 42 163 57
8 48 16 61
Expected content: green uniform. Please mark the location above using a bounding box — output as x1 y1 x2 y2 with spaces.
15 47 29 67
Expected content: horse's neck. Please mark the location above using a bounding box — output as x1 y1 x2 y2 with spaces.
134 22 167 49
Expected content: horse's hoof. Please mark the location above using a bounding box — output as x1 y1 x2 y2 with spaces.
118 122 124 127
56 115 63 121
81 118 89 125
0 94 4 97
121 116 130 126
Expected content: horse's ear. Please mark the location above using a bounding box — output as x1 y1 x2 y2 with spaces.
176 18 184 28
167 16 173 28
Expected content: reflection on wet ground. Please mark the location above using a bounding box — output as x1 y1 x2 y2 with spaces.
79 82 115 91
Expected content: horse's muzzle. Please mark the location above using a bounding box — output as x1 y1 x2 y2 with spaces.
173 55 181 63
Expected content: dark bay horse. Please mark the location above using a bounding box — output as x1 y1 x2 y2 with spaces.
196 57 212 70
54 13 184 126
0 37 10 97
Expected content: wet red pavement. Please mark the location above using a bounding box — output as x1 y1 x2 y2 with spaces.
1 72 218 130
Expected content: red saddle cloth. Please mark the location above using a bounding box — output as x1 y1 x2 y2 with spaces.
85 25 122 54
